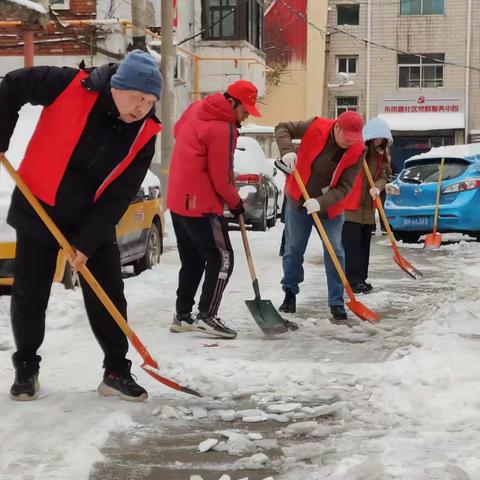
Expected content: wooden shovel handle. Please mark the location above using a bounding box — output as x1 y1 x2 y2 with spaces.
432 158 445 234
292 170 355 302
362 160 401 257
238 214 257 283
0 154 156 366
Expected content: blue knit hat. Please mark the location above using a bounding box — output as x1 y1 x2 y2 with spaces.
111 49 163 99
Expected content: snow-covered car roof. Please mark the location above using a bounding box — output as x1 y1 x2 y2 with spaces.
406 143 480 164
239 124 275 134
234 136 274 177
141 170 161 191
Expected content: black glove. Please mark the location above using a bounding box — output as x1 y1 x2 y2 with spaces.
229 201 245 217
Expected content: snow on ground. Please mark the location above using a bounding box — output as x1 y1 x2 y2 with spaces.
1 217 480 479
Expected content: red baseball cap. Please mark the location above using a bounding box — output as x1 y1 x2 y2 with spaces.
337 111 364 143
227 80 262 117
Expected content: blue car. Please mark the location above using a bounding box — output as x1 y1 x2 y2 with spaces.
385 144 480 243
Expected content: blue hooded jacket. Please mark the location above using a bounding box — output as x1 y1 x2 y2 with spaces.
362 117 393 145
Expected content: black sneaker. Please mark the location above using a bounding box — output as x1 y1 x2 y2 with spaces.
98 361 148 402
330 305 348 321
279 289 296 313
196 313 237 339
10 371 39 401
351 282 373 294
170 313 196 333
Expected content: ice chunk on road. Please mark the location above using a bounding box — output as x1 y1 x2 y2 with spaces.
266 403 302 414
234 453 269 470
281 442 324 461
192 406 208 419
284 421 318 436
198 438 219 453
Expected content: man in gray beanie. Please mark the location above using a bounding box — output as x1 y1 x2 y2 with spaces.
0 50 162 402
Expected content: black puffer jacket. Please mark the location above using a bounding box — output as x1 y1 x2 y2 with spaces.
0 64 160 257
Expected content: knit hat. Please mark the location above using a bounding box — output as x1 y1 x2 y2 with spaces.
111 49 163 100
363 116 393 145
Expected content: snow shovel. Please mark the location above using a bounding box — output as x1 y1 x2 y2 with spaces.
362 160 422 279
0 154 200 397
424 158 445 249
292 170 380 324
238 215 298 335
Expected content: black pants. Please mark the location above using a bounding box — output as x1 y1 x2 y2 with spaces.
342 221 375 286
11 233 129 374
171 213 234 317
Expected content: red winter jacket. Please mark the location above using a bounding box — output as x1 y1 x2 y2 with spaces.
166 93 242 217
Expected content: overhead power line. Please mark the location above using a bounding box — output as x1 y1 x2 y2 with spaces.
278 0 480 73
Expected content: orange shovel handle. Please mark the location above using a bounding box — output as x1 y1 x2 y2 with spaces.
362 160 401 256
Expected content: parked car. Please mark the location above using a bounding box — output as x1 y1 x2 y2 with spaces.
0 170 164 292
384 144 480 243
225 136 279 231
0 104 164 292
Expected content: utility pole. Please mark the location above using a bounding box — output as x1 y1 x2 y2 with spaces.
160 0 175 197
131 0 146 50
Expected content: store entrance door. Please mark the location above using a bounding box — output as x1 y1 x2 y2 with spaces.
390 133 454 174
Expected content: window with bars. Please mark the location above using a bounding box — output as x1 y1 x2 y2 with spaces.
398 53 444 88
400 0 444 15
336 97 358 117
337 4 360 25
202 0 263 48
337 56 358 74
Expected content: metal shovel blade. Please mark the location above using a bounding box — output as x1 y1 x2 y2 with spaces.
346 299 381 324
424 232 442 249
142 363 201 397
393 253 423 279
245 298 297 336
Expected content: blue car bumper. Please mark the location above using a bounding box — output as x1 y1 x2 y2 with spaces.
385 188 480 233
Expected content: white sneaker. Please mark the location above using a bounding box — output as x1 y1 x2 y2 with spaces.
169 313 196 333
195 314 237 339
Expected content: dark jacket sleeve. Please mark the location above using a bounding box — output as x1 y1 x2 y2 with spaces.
317 154 364 210
0 66 78 151
70 137 156 257
275 118 315 157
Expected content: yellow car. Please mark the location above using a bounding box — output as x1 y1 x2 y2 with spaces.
0 170 164 292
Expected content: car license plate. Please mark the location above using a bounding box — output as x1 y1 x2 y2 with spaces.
403 216 431 228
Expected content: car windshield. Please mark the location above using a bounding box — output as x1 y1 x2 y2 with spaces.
400 158 470 184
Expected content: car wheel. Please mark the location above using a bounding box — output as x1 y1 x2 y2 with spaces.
252 200 268 232
267 193 278 228
62 262 79 290
134 222 162 275
392 230 421 244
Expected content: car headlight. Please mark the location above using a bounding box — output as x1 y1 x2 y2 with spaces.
442 179 480 194
385 183 400 196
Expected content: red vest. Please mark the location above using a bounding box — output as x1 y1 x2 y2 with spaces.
18 70 161 206
286 117 365 219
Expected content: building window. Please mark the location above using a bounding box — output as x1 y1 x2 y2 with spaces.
400 0 444 15
336 97 358 116
202 0 263 49
337 4 360 25
337 56 358 74
398 53 444 88
50 0 70 10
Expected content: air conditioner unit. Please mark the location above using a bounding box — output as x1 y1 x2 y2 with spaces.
470 130 480 143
